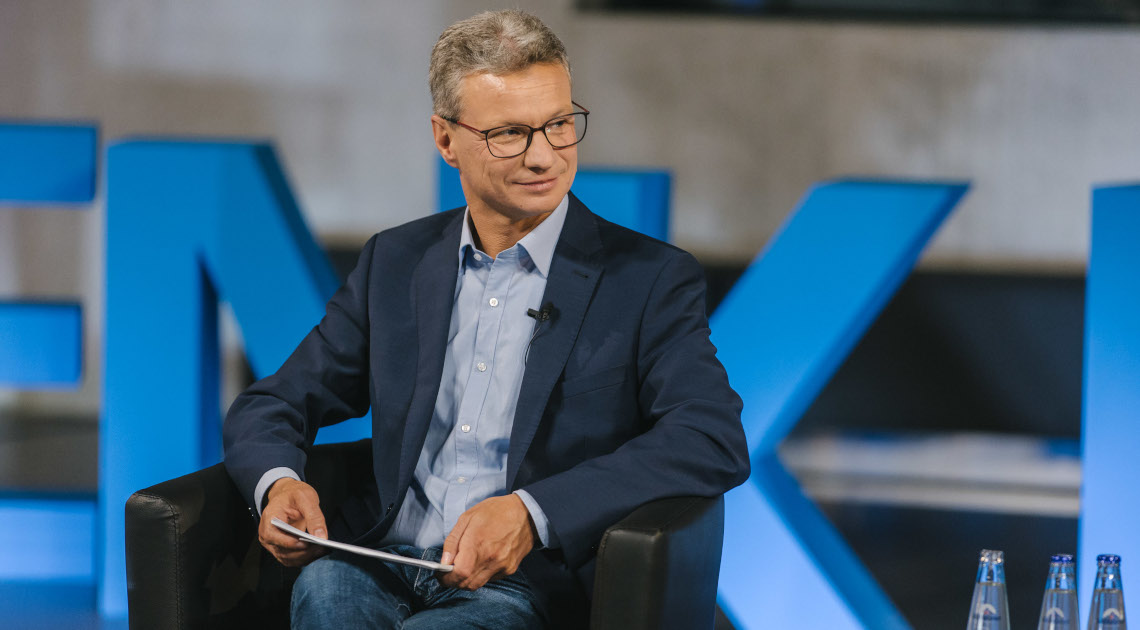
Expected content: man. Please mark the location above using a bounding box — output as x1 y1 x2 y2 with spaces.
223 9 749 629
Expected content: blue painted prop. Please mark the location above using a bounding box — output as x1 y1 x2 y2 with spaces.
101 141 351 616
1080 184 1140 605
0 495 95 581
438 157 671 241
711 180 968 629
0 123 94 387
0 303 82 385
0 122 97 203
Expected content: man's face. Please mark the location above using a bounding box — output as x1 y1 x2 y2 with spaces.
433 63 578 222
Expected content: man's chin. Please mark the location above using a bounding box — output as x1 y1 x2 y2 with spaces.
511 190 568 217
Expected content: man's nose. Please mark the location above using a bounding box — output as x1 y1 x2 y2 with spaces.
523 130 556 169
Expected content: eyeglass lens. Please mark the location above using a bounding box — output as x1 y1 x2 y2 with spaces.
485 113 587 158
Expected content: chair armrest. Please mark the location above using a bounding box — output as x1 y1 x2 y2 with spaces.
125 460 289 629
590 495 725 630
125 439 372 629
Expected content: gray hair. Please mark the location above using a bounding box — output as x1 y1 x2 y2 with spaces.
429 10 570 120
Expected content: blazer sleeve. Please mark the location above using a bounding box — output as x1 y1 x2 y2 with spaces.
520 250 751 568
222 235 376 510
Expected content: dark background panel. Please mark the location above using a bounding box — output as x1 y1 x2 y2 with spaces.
580 0 1140 23
820 502 1077 629
797 271 1084 438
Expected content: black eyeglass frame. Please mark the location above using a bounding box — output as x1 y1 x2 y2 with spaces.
444 101 590 158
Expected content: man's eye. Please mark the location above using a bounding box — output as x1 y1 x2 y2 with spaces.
488 127 527 141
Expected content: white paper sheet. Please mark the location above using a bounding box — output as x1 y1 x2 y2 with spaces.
270 518 454 572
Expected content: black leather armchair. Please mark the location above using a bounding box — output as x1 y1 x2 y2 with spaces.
125 440 725 629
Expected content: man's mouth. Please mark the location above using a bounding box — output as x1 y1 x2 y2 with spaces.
516 177 558 192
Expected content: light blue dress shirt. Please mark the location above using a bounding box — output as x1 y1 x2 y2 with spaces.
255 195 568 551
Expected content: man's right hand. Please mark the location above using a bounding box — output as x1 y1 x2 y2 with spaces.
258 477 328 567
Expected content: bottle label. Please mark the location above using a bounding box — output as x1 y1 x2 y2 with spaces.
1099 607 1125 624
971 602 1003 621
968 582 1009 629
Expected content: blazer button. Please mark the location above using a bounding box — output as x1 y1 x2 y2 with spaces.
386 503 394 514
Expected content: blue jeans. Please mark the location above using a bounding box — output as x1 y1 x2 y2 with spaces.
290 545 547 629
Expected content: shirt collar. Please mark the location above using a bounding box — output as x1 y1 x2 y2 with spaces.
457 194 569 277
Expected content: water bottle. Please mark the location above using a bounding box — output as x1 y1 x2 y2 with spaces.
1088 554 1127 629
1037 553 1079 629
968 549 1011 630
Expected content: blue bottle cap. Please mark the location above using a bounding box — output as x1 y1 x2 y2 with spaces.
1052 554 1074 563
1097 554 1122 565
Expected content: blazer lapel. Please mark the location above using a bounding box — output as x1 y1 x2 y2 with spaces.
507 195 603 488
399 212 464 486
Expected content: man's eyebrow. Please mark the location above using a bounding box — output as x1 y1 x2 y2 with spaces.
492 108 576 128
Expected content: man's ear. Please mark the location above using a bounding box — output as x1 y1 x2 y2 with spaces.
431 115 460 169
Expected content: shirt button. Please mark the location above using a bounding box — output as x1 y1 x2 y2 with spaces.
489 297 499 307
461 424 471 433
473 253 483 262
476 362 487 372
457 477 467 484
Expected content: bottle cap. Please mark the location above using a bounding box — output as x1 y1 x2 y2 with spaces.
980 549 1004 563
1051 554 1074 563
1098 554 1122 565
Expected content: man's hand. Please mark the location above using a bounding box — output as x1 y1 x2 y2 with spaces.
439 494 536 591
258 477 328 567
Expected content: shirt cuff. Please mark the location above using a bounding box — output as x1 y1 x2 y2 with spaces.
254 467 301 517
513 489 560 549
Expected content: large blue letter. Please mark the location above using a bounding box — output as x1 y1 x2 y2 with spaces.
0 123 95 587
0 302 82 386
0 122 96 204
101 141 349 615
712 180 968 629
1080 183 1140 604
0 122 95 387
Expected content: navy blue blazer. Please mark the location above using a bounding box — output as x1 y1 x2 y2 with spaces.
223 193 749 620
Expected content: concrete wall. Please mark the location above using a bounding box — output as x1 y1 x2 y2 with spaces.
2 0 1139 416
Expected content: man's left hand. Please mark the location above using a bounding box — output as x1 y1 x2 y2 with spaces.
438 493 536 590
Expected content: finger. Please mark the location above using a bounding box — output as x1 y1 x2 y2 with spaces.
261 524 308 549
259 522 305 552
457 553 505 591
464 548 516 590
259 509 310 549
459 568 495 591
440 541 481 589
273 544 310 565
439 570 459 588
294 490 327 539
441 515 471 566
262 535 308 557
439 550 471 588
275 543 326 566
262 536 307 565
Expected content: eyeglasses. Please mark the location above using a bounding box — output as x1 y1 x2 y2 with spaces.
445 102 590 159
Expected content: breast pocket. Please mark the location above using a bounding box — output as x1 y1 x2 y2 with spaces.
559 364 629 399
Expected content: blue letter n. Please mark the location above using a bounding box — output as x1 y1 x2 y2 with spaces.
101 141 353 615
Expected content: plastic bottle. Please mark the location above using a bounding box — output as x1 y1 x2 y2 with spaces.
1037 553 1079 630
1088 554 1127 630
968 548 1012 630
